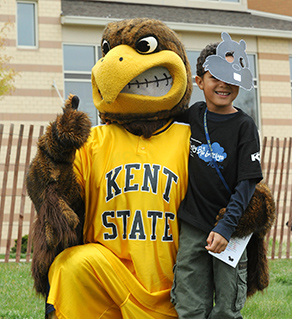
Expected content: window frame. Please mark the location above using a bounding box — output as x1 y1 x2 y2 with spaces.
16 0 38 49
249 52 261 128
63 43 101 126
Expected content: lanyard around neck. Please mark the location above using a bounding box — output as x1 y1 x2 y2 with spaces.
203 108 232 195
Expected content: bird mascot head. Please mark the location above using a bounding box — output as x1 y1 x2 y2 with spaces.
91 18 193 137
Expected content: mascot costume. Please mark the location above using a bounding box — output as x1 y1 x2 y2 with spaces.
26 18 275 319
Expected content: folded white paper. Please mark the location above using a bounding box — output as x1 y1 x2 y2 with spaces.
208 233 252 268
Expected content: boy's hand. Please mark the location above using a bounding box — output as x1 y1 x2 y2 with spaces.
205 231 228 253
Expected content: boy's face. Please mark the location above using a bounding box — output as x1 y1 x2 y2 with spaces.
195 71 239 113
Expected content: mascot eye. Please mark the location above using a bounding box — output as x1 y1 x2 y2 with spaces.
102 40 111 55
136 36 158 54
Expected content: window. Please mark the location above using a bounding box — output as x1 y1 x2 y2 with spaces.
186 51 205 105
187 50 259 126
234 54 259 125
63 45 101 126
17 1 37 47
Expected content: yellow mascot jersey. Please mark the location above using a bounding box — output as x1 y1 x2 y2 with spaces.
48 120 190 318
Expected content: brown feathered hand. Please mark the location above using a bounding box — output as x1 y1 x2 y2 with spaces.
216 182 276 297
26 95 91 295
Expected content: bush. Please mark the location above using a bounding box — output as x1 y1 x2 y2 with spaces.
10 235 33 254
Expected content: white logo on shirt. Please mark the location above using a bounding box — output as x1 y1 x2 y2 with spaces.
251 152 261 163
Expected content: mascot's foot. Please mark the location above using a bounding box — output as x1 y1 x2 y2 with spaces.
47 311 58 319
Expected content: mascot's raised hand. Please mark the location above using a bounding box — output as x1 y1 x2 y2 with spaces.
26 94 91 295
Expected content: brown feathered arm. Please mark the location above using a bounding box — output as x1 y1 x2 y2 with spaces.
26 95 91 295
216 182 276 297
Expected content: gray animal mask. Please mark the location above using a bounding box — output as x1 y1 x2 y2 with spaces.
203 32 253 90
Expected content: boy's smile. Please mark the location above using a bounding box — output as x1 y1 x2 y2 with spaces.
215 91 230 96
196 71 239 114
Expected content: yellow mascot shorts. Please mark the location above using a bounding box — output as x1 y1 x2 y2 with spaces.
47 244 177 319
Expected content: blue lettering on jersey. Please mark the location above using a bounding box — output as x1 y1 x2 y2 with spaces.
102 210 175 242
148 211 163 240
106 166 122 201
129 210 146 240
105 164 178 203
141 164 160 194
124 163 141 192
117 210 130 239
162 212 175 241
102 211 117 240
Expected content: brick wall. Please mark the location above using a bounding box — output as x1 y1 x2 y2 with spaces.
0 0 64 130
248 0 292 16
257 37 292 138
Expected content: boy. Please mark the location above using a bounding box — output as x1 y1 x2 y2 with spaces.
171 33 263 318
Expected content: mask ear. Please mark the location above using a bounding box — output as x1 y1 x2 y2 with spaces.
239 39 246 51
221 32 231 42
195 75 204 90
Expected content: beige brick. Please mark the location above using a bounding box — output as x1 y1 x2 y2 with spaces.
1 95 64 114
258 60 290 76
262 125 292 139
261 103 292 119
38 0 61 18
259 81 291 97
258 38 290 54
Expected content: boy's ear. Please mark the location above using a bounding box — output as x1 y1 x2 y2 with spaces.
195 75 204 90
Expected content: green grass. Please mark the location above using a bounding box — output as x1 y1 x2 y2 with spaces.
0 263 44 319
241 259 292 319
0 259 291 318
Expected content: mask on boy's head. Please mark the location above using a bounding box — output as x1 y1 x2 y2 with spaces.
203 32 253 90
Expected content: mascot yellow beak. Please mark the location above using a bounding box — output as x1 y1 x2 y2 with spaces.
91 44 187 115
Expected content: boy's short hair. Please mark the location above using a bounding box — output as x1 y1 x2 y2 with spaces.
196 43 218 77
